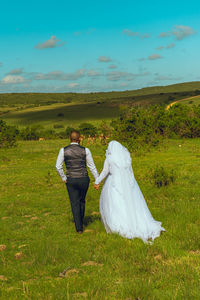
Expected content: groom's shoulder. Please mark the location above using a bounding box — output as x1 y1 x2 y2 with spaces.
64 145 70 150
63 144 86 150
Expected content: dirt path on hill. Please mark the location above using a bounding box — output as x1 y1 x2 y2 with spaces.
166 95 200 110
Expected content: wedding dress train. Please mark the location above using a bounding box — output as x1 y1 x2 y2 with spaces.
95 141 165 242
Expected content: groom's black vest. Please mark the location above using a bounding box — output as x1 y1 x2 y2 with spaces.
64 144 88 178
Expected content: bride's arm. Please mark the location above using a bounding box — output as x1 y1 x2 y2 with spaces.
95 159 110 185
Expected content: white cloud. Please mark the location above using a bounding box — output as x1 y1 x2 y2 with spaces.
1 75 28 84
159 25 196 40
109 64 117 69
159 32 171 38
156 46 165 50
88 70 102 77
122 29 150 39
172 25 196 40
122 29 139 37
8 68 24 75
98 56 111 62
156 43 175 50
120 82 129 87
166 43 175 49
148 54 162 60
154 74 182 81
34 69 86 81
138 57 146 61
106 71 149 81
34 36 66 49
141 34 151 39
68 82 80 88
107 71 134 81
154 75 171 81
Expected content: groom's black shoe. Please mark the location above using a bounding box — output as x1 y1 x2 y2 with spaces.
77 230 83 234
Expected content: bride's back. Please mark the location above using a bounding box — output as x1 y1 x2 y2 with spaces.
106 141 132 169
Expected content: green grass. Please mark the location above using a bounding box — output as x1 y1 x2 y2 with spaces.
1 81 200 130
0 102 120 129
1 81 200 106
1 139 200 299
176 95 200 106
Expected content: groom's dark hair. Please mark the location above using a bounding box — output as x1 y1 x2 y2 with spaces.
70 130 80 142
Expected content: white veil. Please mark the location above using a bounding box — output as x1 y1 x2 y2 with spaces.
105 141 135 195
106 140 132 168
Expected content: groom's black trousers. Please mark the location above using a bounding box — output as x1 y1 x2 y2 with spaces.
66 177 90 232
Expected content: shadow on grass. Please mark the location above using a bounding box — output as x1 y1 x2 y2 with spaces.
69 215 101 227
83 215 101 226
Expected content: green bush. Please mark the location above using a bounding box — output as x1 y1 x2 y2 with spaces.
111 104 200 151
56 131 68 139
98 121 112 137
66 126 77 137
57 113 64 117
41 129 56 139
53 124 64 129
0 120 18 148
152 166 176 188
20 125 42 140
79 123 97 137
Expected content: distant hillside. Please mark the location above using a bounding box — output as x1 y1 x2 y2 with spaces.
0 81 200 106
1 81 200 129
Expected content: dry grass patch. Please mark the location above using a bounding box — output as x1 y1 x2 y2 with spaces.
81 261 104 267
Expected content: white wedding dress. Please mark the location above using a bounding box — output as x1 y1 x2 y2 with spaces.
95 141 165 242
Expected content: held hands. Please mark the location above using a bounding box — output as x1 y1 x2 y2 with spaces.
94 184 100 190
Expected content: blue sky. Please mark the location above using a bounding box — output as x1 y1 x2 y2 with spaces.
0 0 199 93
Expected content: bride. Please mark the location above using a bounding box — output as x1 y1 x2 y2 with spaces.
94 141 165 242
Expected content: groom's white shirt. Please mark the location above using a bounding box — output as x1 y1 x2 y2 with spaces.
56 142 99 182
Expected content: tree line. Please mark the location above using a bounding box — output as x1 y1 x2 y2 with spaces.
1 103 200 149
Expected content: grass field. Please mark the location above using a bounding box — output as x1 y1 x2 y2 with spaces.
1 139 200 299
166 95 200 110
174 95 200 106
0 102 120 129
1 81 200 130
1 81 200 106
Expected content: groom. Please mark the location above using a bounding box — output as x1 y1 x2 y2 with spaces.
56 130 99 233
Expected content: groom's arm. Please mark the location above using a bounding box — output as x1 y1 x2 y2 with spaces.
85 148 99 180
56 148 67 182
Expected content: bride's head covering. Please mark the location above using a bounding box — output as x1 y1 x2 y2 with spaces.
106 140 132 168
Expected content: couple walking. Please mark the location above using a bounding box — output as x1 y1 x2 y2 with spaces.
56 131 165 242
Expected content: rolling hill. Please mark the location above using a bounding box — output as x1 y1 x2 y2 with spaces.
0 81 200 128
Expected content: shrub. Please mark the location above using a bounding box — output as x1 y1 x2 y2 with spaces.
79 123 97 137
56 131 68 139
57 113 64 117
20 125 42 140
168 95 175 102
111 105 164 151
111 104 200 151
0 120 18 148
41 129 56 139
194 89 200 95
152 166 176 188
66 126 77 137
98 121 112 137
53 124 64 129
